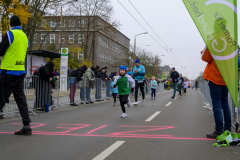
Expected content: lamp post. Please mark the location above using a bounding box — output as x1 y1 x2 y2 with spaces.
134 32 148 55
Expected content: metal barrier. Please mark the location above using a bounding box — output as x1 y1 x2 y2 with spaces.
199 80 240 130
0 74 166 118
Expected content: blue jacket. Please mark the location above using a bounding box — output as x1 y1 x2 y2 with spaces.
111 81 118 93
149 80 158 89
127 71 133 75
133 65 145 81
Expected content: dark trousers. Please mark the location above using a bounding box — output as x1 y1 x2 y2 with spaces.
0 74 31 125
135 81 145 102
69 83 77 103
151 88 156 98
209 81 231 133
112 93 117 103
119 95 128 113
184 88 187 93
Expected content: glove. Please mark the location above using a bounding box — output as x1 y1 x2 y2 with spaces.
131 88 134 92
113 85 116 88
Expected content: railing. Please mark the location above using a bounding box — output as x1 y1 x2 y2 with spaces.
0 75 165 118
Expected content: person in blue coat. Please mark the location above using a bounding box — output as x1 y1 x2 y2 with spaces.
133 59 145 105
111 76 118 106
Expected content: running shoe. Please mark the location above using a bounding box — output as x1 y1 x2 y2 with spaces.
134 102 138 106
15 127 32 135
142 99 145 105
171 96 175 99
127 101 131 107
114 103 116 106
151 97 153 100
121 113 127 118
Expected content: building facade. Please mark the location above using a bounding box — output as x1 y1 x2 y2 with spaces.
161 65 172 79
31 16 130 71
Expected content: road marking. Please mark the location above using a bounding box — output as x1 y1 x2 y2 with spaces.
145 111 161 122
165 102 172 106
92 141 125 160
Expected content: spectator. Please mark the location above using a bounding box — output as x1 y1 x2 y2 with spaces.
80 66 95 104
202 48 231 139
95 65 100 77
69 65 87 106
34 61 55 111
96 68 107 101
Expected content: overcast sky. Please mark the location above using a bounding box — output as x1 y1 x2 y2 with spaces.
110 0 240 79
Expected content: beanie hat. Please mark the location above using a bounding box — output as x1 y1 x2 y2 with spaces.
134 59 139 63
120 66 127 71
172 67 175 70
83 65 88 71
10 16 21 27
91 67 96 72
103 67 108 69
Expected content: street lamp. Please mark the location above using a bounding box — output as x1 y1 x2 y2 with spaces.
134 32 148 55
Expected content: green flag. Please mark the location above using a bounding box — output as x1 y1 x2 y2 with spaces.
183 0 238 108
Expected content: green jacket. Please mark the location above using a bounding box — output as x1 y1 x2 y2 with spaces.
114 74 135 95
79 68 95 88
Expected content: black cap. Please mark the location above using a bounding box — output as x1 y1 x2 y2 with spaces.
10 16 21 27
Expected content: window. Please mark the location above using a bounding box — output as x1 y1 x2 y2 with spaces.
78 50 84 59
33 34 37 43
78 34 84 43
105 53 107 62
59 34 65 43
50 34 55 43
69 20 75 27
41 34 46 43
60 20 65 27
99 37 102 45
69 34 74 43
50 21 56 27
79 20 84 27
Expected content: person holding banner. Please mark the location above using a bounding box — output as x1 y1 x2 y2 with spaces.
202 48 232 138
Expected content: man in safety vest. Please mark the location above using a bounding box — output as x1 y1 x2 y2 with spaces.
0 16 32 135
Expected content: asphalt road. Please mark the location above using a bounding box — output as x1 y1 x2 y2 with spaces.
1 89 240 160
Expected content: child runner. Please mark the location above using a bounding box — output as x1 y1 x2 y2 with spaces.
113 66 135 118
183 79 188 95
111 76 118 106
149 77 158 100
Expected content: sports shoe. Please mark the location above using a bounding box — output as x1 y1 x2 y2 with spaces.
134 102 138 106
114 103 116 106
70 103 79 106
121 113 127 118
0 115 4 119
151 97 153 100
171 96 175 99
206 131 222 139
154 97 155 100
127 101 131 107
89 101 94 104
15 127 32 135
85 101 90 104
142 99 145 105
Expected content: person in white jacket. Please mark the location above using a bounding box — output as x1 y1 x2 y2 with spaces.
183 79 188 95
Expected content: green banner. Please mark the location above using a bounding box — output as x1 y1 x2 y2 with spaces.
183 0 238 108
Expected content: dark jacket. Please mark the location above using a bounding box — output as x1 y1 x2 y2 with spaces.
179 76 184 84
96 70 106 81
108 72 115 80
69 67 85 81
38 62 55 82
170 71 180 82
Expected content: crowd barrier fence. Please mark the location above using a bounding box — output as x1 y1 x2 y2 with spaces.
199 80 240 131
0 76 165 118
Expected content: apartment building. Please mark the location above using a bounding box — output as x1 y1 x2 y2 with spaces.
31 16 130 71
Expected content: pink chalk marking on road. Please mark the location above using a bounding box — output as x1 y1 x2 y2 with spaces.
111 125 174 135
87 125 107 134
0 123 215 141
10 123 45 129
